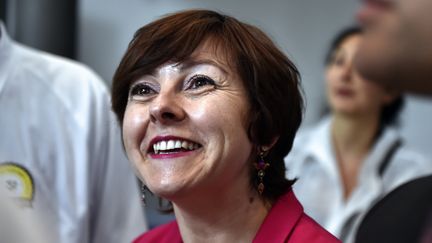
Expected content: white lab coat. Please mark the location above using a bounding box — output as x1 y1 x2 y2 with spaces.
0 22 147 243
0 187 48 243
285 117 432 242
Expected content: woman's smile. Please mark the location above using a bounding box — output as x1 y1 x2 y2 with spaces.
147 135 202 159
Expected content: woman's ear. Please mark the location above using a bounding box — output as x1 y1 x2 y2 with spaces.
261 136 280 153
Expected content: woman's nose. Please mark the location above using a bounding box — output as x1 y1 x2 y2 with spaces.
149 92 186 124
340 62 354 82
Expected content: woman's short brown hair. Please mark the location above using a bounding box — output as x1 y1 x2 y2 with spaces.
111 9 304 202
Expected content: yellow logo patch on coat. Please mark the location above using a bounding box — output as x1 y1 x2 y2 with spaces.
0 162 34 207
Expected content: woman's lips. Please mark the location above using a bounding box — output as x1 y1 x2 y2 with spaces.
149 149 199 159
336 88 354 97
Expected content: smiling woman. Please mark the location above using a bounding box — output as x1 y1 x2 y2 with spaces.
111 9 340 243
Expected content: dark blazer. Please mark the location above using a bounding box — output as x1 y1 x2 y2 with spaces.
356 175 432 243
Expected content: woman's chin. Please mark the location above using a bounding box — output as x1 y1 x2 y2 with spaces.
147 183 185 201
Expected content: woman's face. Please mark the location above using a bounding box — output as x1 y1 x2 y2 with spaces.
122 42 253 200
326 34 394 117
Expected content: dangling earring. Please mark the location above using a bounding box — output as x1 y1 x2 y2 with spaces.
255 150 270 195
140 183 147 206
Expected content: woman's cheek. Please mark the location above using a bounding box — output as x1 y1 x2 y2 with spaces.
123 106 149 159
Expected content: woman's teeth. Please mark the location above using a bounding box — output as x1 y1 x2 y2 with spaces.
153 140 200 154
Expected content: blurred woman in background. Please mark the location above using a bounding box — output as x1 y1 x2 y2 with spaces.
285 26 432 242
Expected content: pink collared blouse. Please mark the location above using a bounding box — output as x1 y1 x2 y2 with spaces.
133 189 340 243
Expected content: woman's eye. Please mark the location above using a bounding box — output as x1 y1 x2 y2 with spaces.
188 75 216 89
331 55 345 66
130 83 155 96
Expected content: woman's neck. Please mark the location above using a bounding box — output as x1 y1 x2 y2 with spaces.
171 174 270 243
331 112 380 198
331 113 379 155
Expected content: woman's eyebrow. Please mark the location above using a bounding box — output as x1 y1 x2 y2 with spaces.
177 58 229 75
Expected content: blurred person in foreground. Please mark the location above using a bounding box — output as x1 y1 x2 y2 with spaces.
285 26 432 243
0 21 147 243
111 9 340 243
353 0 432 242
355 0 432 95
